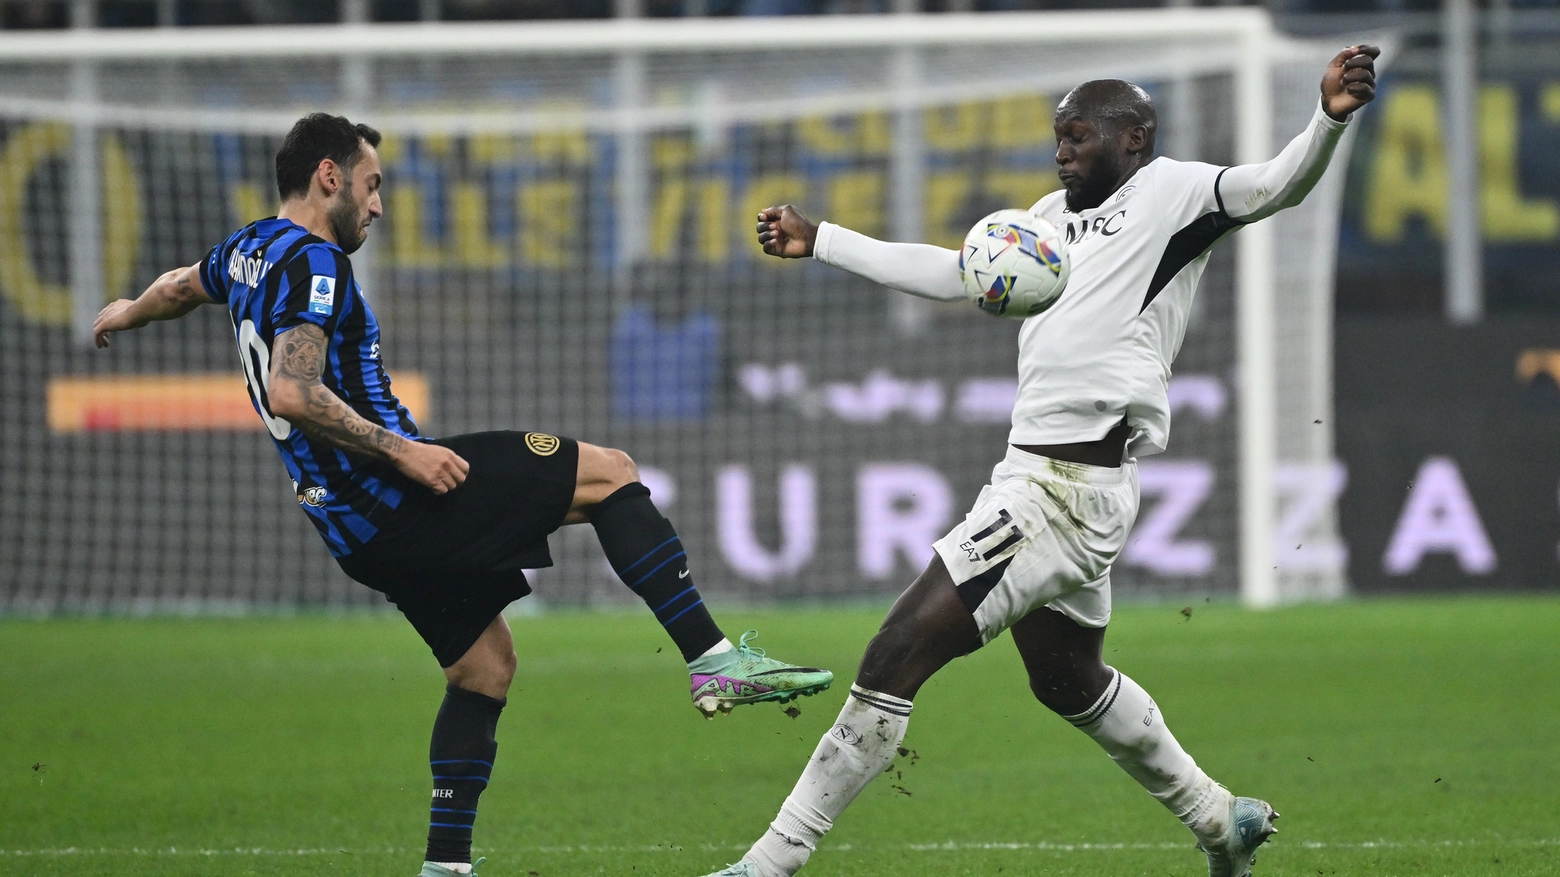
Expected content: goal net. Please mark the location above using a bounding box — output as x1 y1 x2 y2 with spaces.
0 11 1363 613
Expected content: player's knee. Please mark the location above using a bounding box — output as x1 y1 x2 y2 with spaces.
585 445 638 489
494 646 518 687
1027 664 1111 716
857 617 943 692
487 628 518 684
446 621 518 695
607 448 639 485
449 646 516 696
859 624 912 673
1027 670 1077 713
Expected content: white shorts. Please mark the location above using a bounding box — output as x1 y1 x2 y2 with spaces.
932 445 1139 644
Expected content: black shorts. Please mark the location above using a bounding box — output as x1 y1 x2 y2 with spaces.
336 430 579 668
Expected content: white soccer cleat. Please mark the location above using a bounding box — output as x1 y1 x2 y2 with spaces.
1198 796 1279 877
695 862 761 877
418 857 485 877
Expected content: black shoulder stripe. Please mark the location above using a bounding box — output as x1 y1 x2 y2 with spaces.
259 234 317 333
327 250 357 345
332 248 356 288
1139 210 1242 314
1213 166 1231 217
263 231 325 287
282 250 314 299
246 226 295 284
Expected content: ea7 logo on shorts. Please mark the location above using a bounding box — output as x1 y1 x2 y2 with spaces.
525 432 560 456
308 275 335 315
299 486 328 507
829 724 862 746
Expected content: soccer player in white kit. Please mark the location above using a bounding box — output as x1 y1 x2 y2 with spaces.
695 45 1379 877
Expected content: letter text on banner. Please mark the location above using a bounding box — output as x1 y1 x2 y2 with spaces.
856 463 953 579
715 464 817 582
1383 456 1496 575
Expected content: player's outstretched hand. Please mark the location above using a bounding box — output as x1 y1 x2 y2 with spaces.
395 441 470 495
1321 44 1380 121
92 299 145 348
756 205 818 259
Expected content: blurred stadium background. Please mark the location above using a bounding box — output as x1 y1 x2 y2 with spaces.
0 0 1555 615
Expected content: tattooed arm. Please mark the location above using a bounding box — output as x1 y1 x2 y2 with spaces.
269 324 404 460
93 263 214 348
268 324 470 494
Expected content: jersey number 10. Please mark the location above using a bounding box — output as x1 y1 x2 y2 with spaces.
235 318 294 440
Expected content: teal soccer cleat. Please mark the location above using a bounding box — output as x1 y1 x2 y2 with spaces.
1199 797 1279 877
688 630 833 718
419 856 486 877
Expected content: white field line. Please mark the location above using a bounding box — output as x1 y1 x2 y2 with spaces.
3 839 1557 856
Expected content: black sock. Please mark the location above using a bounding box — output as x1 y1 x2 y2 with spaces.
425 684 505 865
590 482 725 662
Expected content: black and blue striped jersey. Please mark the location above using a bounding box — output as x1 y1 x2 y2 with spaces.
201 217 420 557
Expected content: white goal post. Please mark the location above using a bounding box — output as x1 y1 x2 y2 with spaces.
0 11 1367 611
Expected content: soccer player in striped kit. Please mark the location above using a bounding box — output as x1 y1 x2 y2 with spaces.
92 112 832 877
696 45 1379 877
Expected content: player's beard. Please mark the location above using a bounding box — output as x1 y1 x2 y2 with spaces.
1063 159 1124 213
327 176 368 255
1063 145 1129 213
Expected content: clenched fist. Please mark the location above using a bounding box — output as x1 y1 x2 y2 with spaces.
1321 45 1380 121
756 205 819 259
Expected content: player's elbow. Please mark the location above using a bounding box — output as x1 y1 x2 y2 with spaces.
1238 199 1296 224
267 378 309 421
154 268 209 308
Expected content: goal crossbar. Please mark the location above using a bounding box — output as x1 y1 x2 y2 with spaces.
0 10 1278 61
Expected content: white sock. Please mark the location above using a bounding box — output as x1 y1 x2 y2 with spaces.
692 638 735 665
1063 669 1231 840
428 863 472 875
743 685 913 876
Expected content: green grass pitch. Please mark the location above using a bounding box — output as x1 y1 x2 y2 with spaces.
3 595 1558 876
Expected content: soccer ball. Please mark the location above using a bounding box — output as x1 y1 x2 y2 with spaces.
960 209 1069 319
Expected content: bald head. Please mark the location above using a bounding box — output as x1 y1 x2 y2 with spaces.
1053 79 1158 212
1057 79 1158 155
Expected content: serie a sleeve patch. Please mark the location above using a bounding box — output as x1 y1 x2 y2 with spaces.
308 275 336 315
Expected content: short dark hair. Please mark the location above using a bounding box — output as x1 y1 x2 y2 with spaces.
274 113 382 201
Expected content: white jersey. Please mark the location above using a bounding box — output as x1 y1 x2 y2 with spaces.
813 99 1350 457
1012 157 1232 455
